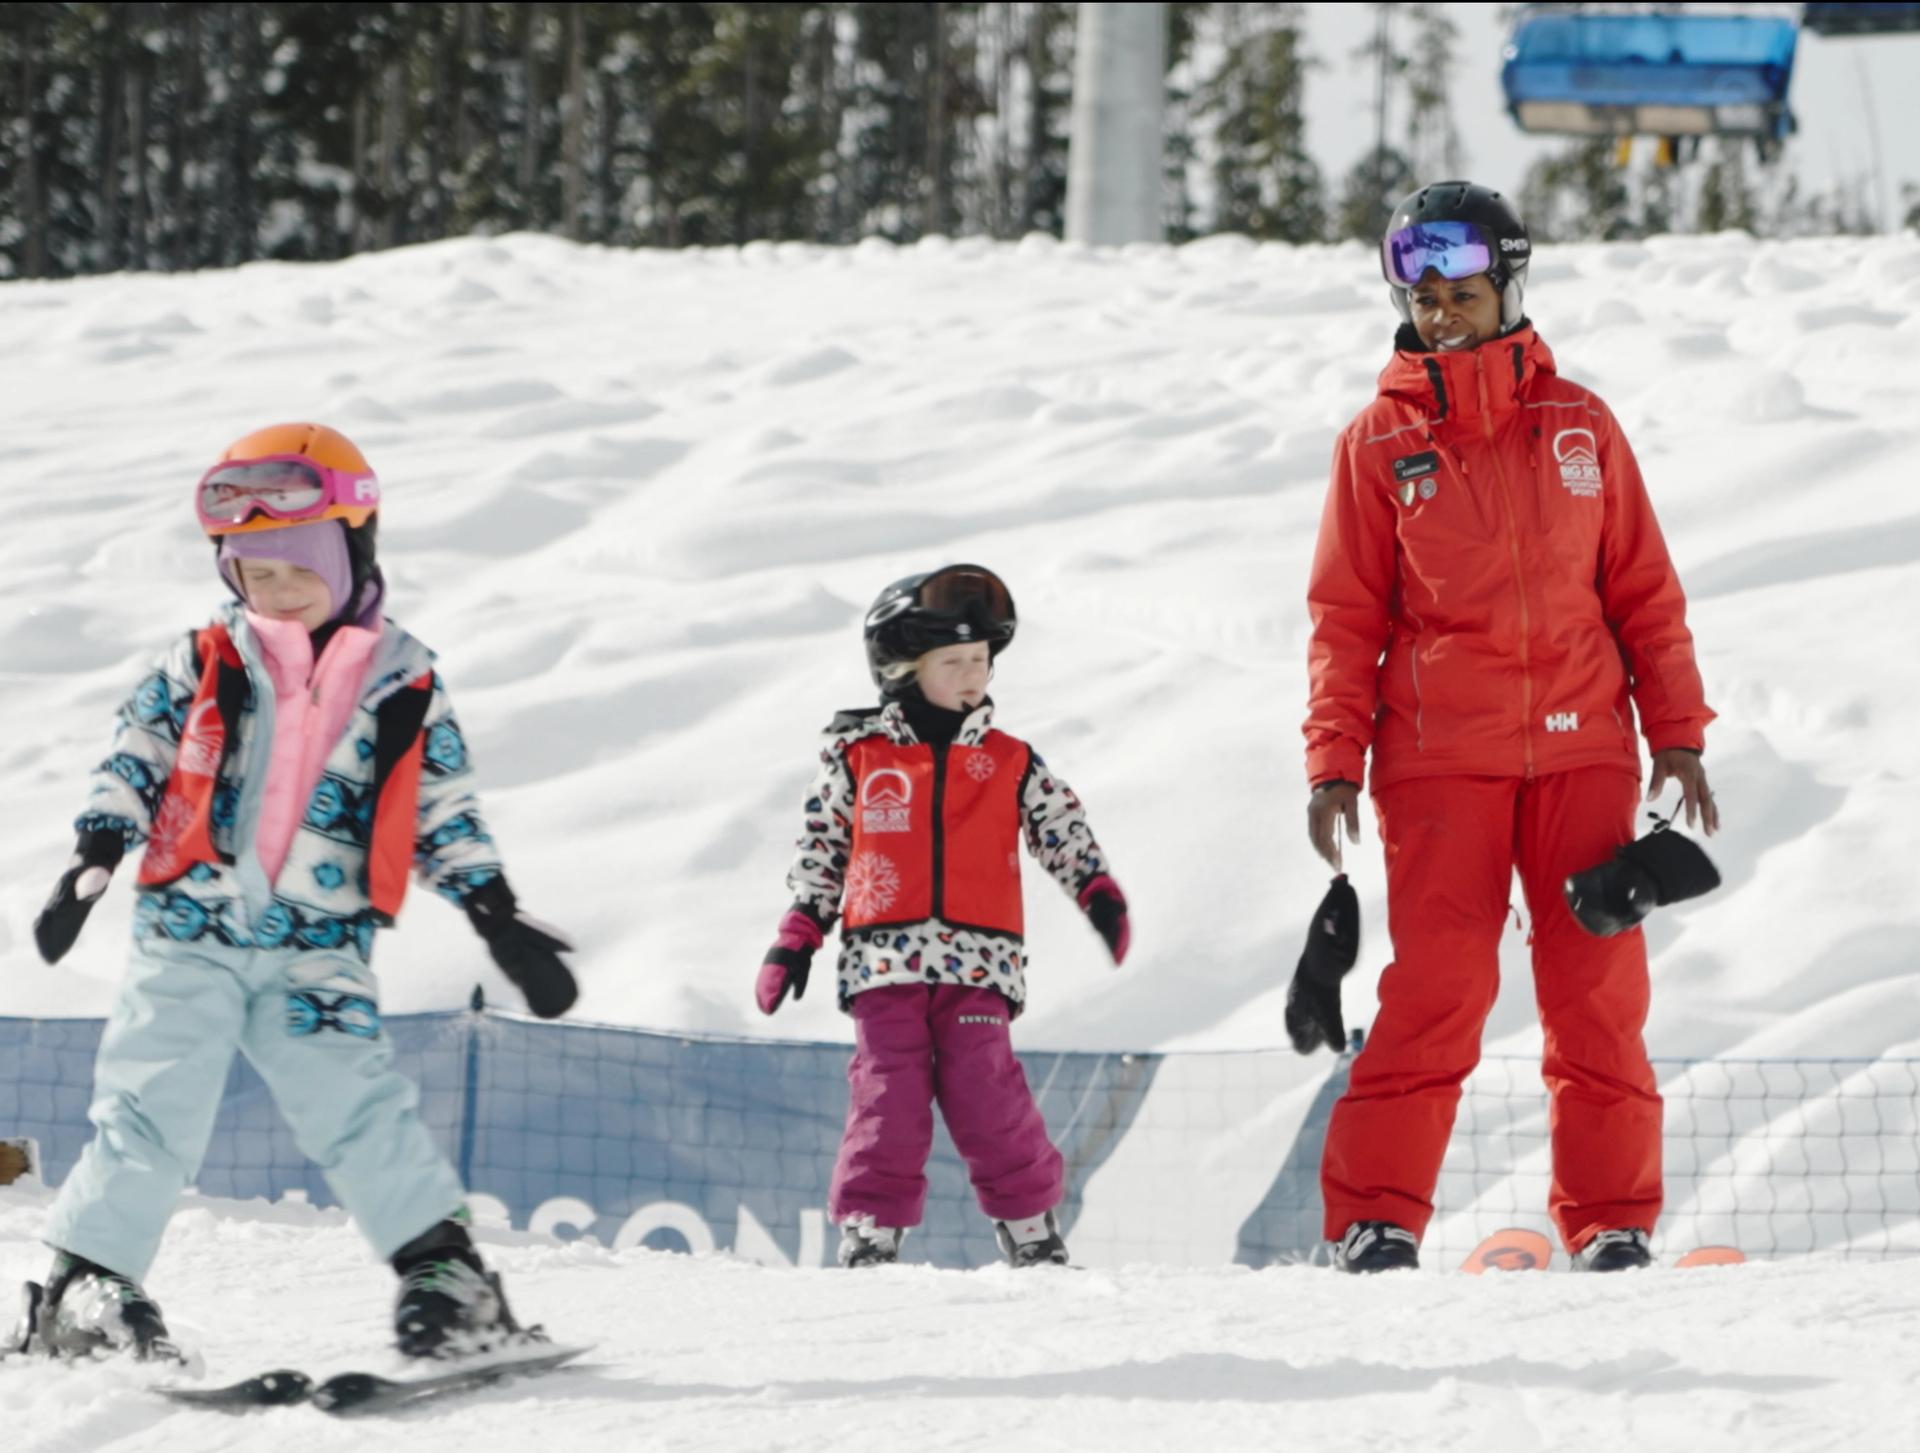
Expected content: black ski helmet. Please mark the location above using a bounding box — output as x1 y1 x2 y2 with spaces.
863 564 1017 695
1380 181 1532 332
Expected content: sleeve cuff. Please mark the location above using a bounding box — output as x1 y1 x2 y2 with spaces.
1644 726 1705 755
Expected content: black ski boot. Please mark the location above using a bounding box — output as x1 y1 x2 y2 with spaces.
391 1219 530 1359
16 1251 182 1361
1334 1220 1420 1273
837 1217 906 1268
994 1210 1070 1268
1573 1228 1652 1272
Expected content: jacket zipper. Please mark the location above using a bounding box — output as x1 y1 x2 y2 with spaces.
1408 640 1425 753
1478 353 1536 777
930 742 949 920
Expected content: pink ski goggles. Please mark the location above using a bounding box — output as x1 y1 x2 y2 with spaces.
195 455 380 536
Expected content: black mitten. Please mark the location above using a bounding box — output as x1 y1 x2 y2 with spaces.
464 877 579 1019
1564 816 1721 938
1285 874 1360 1055
34 829 126 965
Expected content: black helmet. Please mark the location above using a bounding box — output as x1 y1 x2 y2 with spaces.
1380 180 1532 332
863 564 1017 695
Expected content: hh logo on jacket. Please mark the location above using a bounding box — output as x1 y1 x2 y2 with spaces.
860 769 913 834
1554 429 1603 498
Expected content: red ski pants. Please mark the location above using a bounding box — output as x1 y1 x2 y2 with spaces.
1320 767 1662 1253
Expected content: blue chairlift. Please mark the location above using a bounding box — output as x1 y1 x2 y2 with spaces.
1801 3 1920 34
1502 9 1799 157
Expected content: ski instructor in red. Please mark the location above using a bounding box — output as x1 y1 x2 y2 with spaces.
1302 182 1718 1274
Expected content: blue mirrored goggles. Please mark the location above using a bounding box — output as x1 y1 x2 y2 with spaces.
1382 220 1493 287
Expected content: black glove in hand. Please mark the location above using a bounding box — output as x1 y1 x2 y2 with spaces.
464 877 578 1019
1285 874 1360 1055
34 829 126 965
1565 814 1722 937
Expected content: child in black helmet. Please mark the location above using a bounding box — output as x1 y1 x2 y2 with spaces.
755 564 1130 1268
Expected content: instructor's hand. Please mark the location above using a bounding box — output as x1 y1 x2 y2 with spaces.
1647 749 1719 837
1307 781 1362 871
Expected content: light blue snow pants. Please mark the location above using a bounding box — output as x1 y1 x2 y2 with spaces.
45 936 466 1283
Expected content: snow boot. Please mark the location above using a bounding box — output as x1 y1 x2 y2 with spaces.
995 1210 1070 1268
837 1216 906 1268
1334 1220 1420 1274
1573 1228 1652 1272
18 1251 182 1361
391 1218 528 1359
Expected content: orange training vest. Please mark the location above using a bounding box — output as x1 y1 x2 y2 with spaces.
138 623 432 922
842 730 1030 937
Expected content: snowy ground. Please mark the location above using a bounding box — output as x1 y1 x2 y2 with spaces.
5 232 1920 1446
5 1179 1917 1452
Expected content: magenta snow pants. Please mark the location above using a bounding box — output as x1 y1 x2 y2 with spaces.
829 984 1064 1228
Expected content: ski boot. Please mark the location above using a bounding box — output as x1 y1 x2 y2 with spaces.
994 1210 1070 1268
837 1216 906 1268
391 1219 533 1359
1573 1228 1652 1272
1334 1220 1419 1273
13 1251 183 1361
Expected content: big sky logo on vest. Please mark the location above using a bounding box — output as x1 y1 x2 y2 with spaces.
859 768 913 834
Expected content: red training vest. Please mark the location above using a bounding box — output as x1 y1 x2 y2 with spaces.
138 623 432 922
138 625 243 889
842 730 1031 937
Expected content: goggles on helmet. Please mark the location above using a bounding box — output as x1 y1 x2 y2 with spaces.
866 565 1017 643
1382 220 1495 289
195 454 380 536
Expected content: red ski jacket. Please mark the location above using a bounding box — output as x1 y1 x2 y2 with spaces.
1304 326 1713 790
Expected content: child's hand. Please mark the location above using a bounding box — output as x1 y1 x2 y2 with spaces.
1077 875 1130 967
463 877 578 1019
33 830 125 965
757 910 824 1015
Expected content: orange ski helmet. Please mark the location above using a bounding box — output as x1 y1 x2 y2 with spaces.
197 422 381 603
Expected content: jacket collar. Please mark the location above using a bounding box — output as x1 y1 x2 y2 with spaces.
222 600 431 709
879 697 995 748
1376 322 1554 427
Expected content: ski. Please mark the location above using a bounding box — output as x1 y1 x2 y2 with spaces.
161 1369 312 1408
312 1344 588 1416
157 1343 588 1415
1674 1245 1746 1268
1459 1227 1553 1274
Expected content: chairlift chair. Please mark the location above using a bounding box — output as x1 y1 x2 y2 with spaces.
1800 3 1920 35
1502 9 1800 164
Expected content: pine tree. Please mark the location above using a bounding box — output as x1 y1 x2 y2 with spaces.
1695 137 1757 235
1400 2 1460 182
1200 1 1324 242
1335 145 1413 243
1520 138 1632 242
1160 0 1206 242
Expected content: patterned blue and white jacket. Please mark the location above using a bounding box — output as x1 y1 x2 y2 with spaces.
77 601 501 963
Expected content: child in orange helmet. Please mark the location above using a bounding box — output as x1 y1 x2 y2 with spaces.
17 423 575 1363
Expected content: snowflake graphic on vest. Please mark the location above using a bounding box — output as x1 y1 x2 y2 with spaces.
845 852 902 919
145 795 197 879
963 750 997 783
